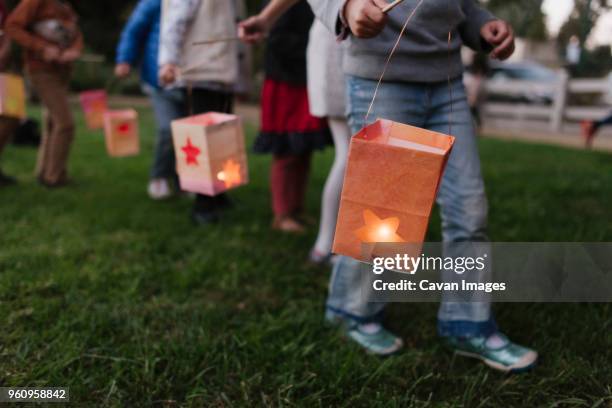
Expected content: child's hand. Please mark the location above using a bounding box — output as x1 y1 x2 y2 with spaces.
344 0 389 38
42 46 61 62
159 64 178 86
58 48 81 63
481 20 515 60
238 15 269 44
114 63 131 78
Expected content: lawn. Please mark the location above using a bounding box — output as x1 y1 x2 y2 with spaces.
0 104 611 407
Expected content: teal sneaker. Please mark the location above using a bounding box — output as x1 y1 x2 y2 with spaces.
447 333 538 373
346 323 404 356
326 312 403 356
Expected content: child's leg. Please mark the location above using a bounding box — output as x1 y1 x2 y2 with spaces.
312 118 351 255
30 71 74 185
0 117 19 157
593 111 612 134
271 153 303 217
289 152 312 216
426 79 495 337
146 85 185 180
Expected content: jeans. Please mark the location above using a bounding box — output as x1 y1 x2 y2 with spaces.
142 84 185 180
326 76 496 338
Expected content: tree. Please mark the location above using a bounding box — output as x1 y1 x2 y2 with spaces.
557 0 611 76
485 0 548 41
558 0 611 48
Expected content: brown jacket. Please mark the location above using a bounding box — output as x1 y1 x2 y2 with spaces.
5 0 83 73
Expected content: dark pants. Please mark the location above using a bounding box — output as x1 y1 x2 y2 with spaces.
188 87 234 214
0 116 19 159
594 112 612 133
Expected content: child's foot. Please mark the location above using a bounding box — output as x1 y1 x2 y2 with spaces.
446 332 537 373
191 209 219 226
581 120 596 148
272 216 305 233
326 313 403 356
308 248 333 265
148 178 173 200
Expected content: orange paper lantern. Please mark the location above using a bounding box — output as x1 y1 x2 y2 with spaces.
171 112 248 196
103 110 140 157
0 73 26 119
79 90 108 130
333 119 455 261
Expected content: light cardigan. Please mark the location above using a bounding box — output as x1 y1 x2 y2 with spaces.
159 0 241 88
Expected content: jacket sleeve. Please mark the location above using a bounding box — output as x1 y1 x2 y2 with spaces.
306 0 346 36
158 0 199 66
5 0 51 53
116 0 156 64
458 0 496 52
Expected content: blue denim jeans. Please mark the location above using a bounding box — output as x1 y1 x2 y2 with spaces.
142 84 186 180
326 76 496 338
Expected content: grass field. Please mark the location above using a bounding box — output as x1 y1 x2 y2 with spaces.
0 105 611 407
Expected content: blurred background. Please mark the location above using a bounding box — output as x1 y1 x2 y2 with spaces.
3 0 604 149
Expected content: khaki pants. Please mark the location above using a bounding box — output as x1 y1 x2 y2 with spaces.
29 70 74 185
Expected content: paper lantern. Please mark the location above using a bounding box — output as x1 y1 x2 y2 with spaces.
171 112 248 196
0 73 26 119
103 109 139 157
79 90 108 130
333 119 455 262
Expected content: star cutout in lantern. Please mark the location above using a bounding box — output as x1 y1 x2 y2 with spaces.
217 159 242 188
355 209 405 243
181 137 201 166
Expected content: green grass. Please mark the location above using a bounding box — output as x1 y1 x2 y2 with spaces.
0 105 611 407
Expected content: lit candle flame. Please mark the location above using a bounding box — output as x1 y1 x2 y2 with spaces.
217 159 242 188
355 209 405 243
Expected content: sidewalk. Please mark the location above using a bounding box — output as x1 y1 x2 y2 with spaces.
104 96 612 153
482 119 612 153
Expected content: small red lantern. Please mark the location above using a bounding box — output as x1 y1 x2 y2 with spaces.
103 109 139 157
79 90 108 130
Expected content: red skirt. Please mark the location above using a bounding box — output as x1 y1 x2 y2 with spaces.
254 79 331 155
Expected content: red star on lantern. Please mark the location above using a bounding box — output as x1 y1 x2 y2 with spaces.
117 123 131 134
181 137 201 166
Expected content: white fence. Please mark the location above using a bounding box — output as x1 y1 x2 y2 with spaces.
482 71 612 132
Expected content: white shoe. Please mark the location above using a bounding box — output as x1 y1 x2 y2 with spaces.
147 178 173 200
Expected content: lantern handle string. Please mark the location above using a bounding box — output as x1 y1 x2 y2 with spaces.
365 0 454 138
364 0 426 125
446 0 453 137
187 82 194 116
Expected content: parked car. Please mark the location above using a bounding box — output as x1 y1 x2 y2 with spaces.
486 61 559 105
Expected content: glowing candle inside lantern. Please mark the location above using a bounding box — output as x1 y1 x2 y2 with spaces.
355 209 406 243
217 159 242 188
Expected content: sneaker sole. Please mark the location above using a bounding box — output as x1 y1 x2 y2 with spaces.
455 350 538 373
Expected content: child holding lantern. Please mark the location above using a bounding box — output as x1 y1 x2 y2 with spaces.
115 0 184 200
299 0 537 372
6 0 82 188
158 0 242 225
